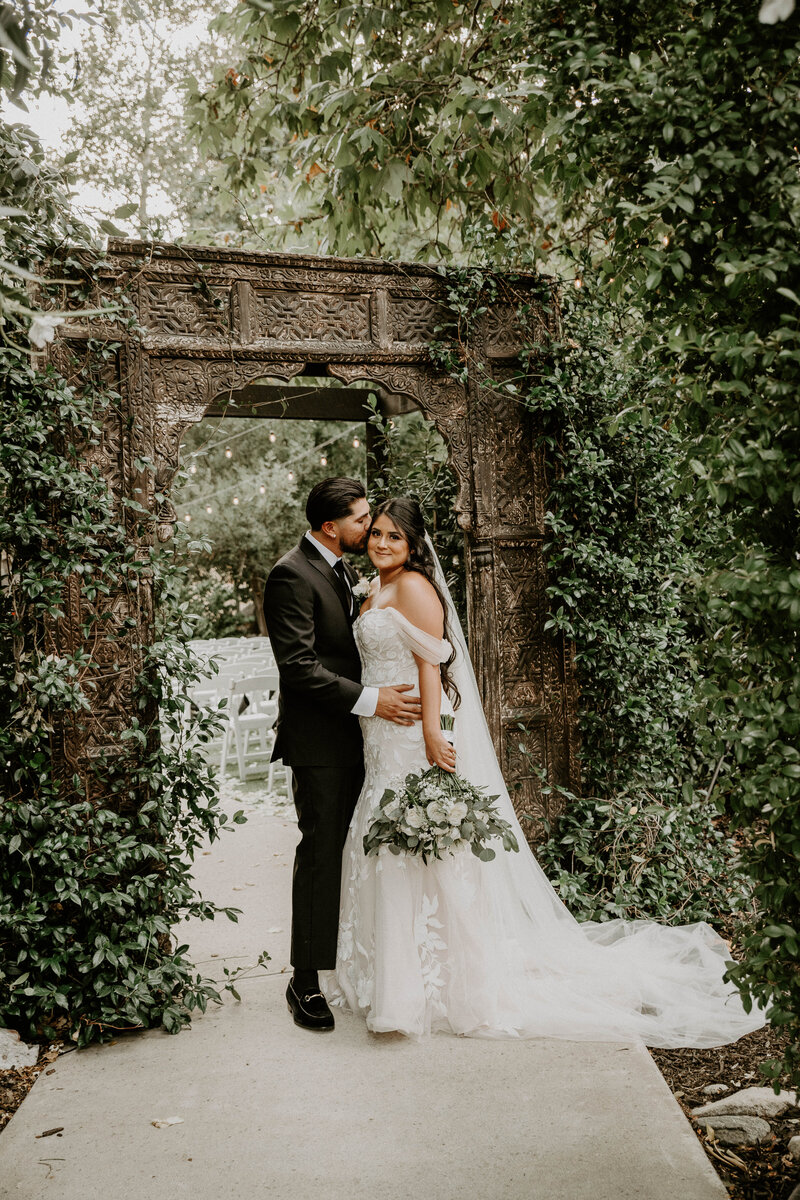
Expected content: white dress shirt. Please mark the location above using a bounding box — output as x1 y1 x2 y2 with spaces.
304 532 378 718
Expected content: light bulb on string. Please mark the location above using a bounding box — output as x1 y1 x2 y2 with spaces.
225 448 233 458
233 496 239 506
320 456 327 466
269 432 277 443
353 437 360 448
574 277 582 289
288 471 294 481
662 234 670 246
259 485 266 494
184 513 191 522
189 464 197 474
205 505 212 513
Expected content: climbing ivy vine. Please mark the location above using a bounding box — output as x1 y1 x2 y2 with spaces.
1 111 257 1047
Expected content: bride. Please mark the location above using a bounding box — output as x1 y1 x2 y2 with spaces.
327 496 765 1047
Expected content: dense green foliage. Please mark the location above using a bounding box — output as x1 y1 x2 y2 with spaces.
189 0 528 257
1 30 257 1045
0 335 251 1044
526 3 800 1086
527 279 751 925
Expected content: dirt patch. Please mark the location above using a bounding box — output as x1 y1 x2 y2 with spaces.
652 1027 800 1200
0 1043 62 1135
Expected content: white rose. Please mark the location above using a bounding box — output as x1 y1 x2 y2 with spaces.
404 806 425 829
446 801 468 825
426 801 446 824
29 313 64 349
351 575 374 601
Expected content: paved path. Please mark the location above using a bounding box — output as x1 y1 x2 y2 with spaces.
0 799 727 1200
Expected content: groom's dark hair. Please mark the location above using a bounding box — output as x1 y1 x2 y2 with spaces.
306 477 367 530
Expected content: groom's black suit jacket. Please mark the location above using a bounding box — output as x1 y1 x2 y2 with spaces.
263 537 364 768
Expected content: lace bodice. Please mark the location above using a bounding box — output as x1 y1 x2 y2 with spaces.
355 607 417 688
353 606 454 790
354 605 451 689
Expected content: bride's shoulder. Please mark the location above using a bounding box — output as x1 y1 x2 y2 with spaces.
394 570 444 637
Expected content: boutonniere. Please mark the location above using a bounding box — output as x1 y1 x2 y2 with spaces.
351 575 375 602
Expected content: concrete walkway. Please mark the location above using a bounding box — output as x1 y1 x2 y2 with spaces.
0 797 727 1200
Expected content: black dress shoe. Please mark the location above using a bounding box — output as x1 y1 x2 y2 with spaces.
286 981 335 1031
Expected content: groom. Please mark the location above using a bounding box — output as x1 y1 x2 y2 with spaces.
263 477 422 1031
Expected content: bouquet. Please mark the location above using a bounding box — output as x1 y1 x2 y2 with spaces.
363 717 519 864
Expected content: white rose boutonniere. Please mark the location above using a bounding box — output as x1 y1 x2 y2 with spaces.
351 575 374 603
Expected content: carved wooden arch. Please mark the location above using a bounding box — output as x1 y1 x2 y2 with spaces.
49 239 578 840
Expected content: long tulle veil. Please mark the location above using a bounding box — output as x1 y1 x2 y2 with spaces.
425 535 765 1047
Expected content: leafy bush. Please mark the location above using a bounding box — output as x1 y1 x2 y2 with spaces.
524 3 800 1085
0 120 253 1045
518 280 751 924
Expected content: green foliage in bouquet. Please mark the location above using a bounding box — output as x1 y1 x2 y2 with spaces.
364 766 519 866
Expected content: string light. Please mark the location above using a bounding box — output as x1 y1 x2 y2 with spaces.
574 278 582 289
320 456 327 466
259 485 266 494
353 437 360 448
232 496 239 505
189 464 197 474
269 432 277 443
205 505 213 513
184 513 191 522
225 448 233 458
662 234 670 246
287 471 294 481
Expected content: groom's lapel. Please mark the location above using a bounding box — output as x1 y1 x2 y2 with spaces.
299 537 352 622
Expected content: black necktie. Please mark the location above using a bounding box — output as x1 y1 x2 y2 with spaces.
333 558 353 616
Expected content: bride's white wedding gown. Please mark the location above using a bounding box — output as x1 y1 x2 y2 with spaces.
327 602 765 1047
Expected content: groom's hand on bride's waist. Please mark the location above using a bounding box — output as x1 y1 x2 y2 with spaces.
375 685 423 725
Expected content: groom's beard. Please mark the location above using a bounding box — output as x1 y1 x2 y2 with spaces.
340 532 369 555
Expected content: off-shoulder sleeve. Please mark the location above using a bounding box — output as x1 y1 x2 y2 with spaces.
391 608 452 665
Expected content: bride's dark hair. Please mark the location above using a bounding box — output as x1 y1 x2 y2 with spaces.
370 496 460 709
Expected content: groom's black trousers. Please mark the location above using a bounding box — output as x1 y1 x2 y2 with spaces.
290 762 365 970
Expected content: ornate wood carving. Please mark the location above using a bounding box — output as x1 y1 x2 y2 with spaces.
48 239 578 845
139 282 230 338
252 289 372 342
387 295 449 344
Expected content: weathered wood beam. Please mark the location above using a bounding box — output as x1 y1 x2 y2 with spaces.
205 383 418 420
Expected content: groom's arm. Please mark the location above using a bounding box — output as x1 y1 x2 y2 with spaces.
263 566 364 713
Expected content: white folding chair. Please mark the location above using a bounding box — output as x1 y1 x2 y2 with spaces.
219 671 291 792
